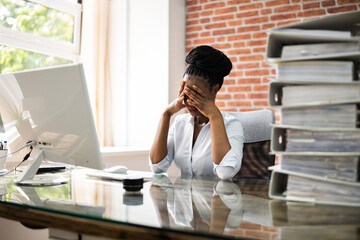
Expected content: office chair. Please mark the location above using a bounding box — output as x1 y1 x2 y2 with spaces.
229 110 275 180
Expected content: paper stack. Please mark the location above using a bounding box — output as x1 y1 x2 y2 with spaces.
266 11 360 207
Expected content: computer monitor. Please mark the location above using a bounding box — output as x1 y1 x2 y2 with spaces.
0 64 105 185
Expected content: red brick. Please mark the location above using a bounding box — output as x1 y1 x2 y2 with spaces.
253 32 267 38
297 9 325 17
237 25 260 33
228 49 251 55
187 12 200 19
247 39 267 46
223 79 236 85
254 100 269 106
213 28 236 35
188 5 202 12
322 0 335 7
212 43 232 49
204 2 225 10
265 0 290 7
254 47 266 53
205 22 227 29
236 10 259 18
200 0 207 3
261 8 272 15
216 94 232 99
187 19 199 25
215 101 226 107
274 5 301 13
303 2 320 10
232 40 245 47
186 26 202 32
201 10 213 17
200 31 211 37
220 108 238 112
338 0 360 4
228 34 251 41
277 19 300 27
229 86 251 92
240 55 264 61
200 18 210 24
245 69 269 76
215 7 237 15
261 61 272 68
253 84 269 91
234 93 246 99
217 36 226 42
237 78 261 84
228 20 243 27
186 33 198 39
187 0 198 6
213 14 234 22
229 57 237 63
248 92 268 99
228 101 252 107
270 13 296 21
228 0 251 5
244 16 269 25
239 3 263 11
237 62 260 69
327 5 357 13
229 71 244 77
194 38 215 44
262 23 275 30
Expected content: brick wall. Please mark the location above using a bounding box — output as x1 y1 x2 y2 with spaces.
186 0 360 116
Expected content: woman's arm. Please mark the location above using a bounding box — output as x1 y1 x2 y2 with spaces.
149 81 186 164
149 112 172 164
208 109 231 165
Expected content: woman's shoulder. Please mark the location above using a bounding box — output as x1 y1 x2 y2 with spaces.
221 112 241 124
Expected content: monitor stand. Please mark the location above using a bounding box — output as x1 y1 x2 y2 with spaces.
13 149 69 186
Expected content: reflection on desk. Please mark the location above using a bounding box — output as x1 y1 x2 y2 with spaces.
0 168 358 240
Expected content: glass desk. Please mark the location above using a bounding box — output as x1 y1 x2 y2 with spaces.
0 168 359 240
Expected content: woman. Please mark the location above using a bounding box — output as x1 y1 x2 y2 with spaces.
149 45 244 180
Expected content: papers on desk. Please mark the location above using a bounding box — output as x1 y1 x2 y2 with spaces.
86 170 155 181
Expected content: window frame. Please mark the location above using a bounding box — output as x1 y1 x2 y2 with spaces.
0 0 82 62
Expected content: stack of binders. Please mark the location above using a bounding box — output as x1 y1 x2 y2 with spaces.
266 11 360 207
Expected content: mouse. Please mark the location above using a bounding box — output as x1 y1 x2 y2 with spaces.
104 165 128 174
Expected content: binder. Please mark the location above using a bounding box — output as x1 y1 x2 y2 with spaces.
269 166 360 207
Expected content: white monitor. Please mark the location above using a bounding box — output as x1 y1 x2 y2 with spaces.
0 64 105 185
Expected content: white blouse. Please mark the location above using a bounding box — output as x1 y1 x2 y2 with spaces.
149 112 244 180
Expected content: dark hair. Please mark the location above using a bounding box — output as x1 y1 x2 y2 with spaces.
184 45 232 89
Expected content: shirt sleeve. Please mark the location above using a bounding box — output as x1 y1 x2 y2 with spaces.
149 118 176 173
214 116 244 180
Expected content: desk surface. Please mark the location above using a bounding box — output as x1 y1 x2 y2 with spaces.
0 168 359 240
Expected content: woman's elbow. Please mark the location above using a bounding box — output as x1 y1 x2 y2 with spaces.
216 166 235 180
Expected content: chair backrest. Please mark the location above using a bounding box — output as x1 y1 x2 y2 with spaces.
228 109 275 143
229 110 275 180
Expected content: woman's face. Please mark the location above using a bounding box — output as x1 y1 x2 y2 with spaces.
183 74 217 116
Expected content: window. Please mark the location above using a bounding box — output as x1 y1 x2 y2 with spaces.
0 0 81 73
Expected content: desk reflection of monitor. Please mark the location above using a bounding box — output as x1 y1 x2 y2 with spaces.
0 64 105 185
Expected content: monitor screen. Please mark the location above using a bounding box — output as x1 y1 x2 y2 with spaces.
0 64 104 173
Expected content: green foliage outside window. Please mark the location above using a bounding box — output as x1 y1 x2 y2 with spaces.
0 0 74 73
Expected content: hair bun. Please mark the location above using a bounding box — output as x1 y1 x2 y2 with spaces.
185 45 232 78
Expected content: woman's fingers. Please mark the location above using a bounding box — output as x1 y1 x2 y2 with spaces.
184 87 201 102
192 85 206 97
178 80 185 96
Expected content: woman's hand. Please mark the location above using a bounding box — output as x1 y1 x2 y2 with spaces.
165 80 186 116
184 85 220 119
